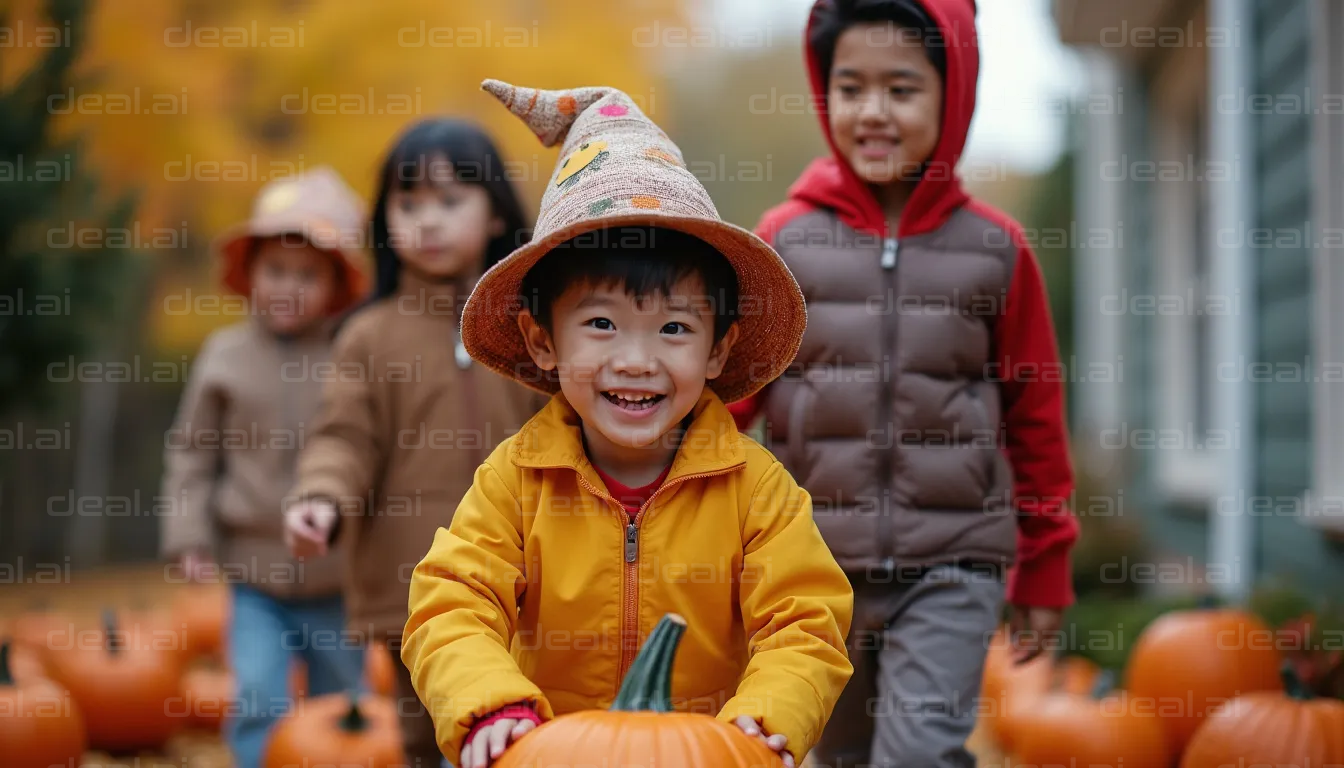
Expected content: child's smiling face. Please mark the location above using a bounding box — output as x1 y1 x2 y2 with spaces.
518 272 738 470
827 21 943 186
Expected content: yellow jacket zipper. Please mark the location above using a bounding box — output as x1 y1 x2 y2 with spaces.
568 463 744 690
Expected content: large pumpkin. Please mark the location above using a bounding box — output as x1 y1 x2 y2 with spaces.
1011 670 1170 767
265 692 404 768
1125 607 1282 753
495 614 786 767
1181 663 1344 767
173 584 229 660
0 640 88 768
43 610 186 751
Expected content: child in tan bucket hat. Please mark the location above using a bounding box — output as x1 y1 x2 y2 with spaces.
401 81 854 768
160 166 369 768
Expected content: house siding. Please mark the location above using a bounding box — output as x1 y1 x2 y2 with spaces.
1250 0 1344 586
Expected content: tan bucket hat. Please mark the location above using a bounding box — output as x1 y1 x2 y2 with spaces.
215 165 370 314
461 79 806 403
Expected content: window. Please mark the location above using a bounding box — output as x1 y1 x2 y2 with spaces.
1150 12 1219 504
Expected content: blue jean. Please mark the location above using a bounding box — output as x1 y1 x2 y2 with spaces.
225 583 364 768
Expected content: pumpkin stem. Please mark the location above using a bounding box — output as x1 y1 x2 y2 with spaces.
102 609 121 656
1281 660 1313 701
0 640 13 686
610 613 687 713
338 690 368 732
1091 668 1117 700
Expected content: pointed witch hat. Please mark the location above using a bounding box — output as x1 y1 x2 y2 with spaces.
461 79 806 403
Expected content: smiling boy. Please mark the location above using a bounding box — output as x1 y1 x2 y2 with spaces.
401 80 854 768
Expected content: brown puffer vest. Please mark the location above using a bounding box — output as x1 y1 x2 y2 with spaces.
764 208 1018 573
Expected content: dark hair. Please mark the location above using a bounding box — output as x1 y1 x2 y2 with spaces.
519 226 739 342
810 0 948 94
368 118 529 300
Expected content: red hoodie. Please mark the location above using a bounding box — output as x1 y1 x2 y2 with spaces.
731 0 1077 608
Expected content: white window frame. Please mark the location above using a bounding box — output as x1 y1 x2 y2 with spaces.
1150 14 1221 506
1305 0 1344 537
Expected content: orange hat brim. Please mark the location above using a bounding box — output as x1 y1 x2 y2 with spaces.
215 215 369 315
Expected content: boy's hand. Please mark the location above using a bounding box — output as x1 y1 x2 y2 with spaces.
177 548 214 582
732 715 795 767
284 500 338 558
462 717 536 768
1008 605 1064 664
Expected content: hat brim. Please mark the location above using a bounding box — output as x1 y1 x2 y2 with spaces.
461 211 806 404
216 214 369 315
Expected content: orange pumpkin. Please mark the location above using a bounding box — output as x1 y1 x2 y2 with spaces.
1125 607 1282 753
173 584 229 660
495 614 785 767
366 640 395 696
180 666 235 730
44 610 186 751
978 626 1012 707
264 692 404 768
1011 670 1171 767
1181 663 1344 767
0 640 88 768
991 654 1100 751
1 636 50 682
10 608 75 663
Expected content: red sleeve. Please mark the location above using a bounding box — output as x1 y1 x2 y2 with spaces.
995 242 1079 608
461 703 543 753
729 199 817 428
727 393 765 430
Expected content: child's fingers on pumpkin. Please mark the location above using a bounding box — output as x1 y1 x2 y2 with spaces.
766 733 787 751
487 718 517 758
511 718 536 738
463 731 484 768
782 752 796 768
733 715 761 737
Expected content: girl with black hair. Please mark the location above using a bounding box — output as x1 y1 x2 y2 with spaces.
284 118 543 766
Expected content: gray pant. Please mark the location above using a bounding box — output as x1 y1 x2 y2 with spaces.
812 564 1005 768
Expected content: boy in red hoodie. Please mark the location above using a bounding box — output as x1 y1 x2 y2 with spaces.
729 1 1079 765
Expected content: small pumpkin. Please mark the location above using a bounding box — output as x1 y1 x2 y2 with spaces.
0 640 88 768
180 666 235 730
993 654 1099 751
495 614 786 767
1181 662 1344 767
10 608 74 663
264 691 404 768
1125 607 1282 753
173 584 229 660
43 609 186 751
366 640 395 697
1010 670 1171 767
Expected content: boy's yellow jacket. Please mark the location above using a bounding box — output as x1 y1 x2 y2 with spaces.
403 389 854 763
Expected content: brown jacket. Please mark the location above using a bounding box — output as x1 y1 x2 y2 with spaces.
160 319 346 598
289 270 542 641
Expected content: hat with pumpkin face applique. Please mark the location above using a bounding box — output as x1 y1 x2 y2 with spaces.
461 79 806 403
